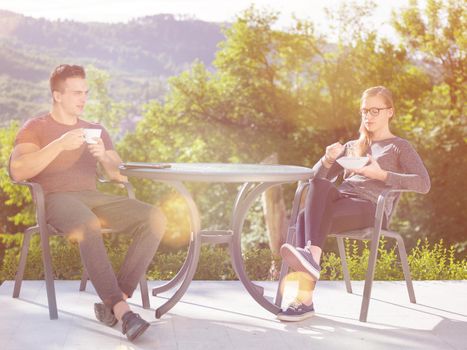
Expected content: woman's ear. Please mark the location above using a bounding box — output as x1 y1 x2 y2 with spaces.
388 108 394 118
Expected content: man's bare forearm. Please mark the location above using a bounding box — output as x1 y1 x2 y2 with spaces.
98 152 127 182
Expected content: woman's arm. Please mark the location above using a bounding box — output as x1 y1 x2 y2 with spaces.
384 141 431 193
311 141 350 180
312 155 344 180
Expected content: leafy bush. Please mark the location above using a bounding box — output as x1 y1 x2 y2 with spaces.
320 238 467 281
408 239 467 280
1 234 466 284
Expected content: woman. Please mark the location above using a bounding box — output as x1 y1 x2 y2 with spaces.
277 86 430 322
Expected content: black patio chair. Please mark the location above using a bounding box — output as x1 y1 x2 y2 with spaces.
8 158 150 320
275 180 416 322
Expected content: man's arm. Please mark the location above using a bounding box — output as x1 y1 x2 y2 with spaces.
87 138 127 182
10 129 85 181
99 149 128 182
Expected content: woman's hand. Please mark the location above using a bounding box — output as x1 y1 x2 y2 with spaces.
323 142 345 167
353 155 388 181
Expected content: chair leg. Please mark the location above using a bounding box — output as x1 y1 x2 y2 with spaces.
139 276 150 309
336 237 352 294
13 229 35 298
274 259 290 307
40 234 58 320
394 235 416 303
274 227 296 307
79 268 88 292
359 235 380 322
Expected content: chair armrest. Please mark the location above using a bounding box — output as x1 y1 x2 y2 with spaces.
376 189 415 213
97 176 135 199
11 180 45 200
10 180 47 227
373 188 416 231
378 188 414 198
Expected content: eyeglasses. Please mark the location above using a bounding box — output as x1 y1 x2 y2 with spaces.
360 107 391 117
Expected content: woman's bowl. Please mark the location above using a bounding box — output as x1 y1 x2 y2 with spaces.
336 156 369 169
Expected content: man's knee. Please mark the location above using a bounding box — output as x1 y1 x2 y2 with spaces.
149 206 167 237
121 200 166 238
131 202 167 238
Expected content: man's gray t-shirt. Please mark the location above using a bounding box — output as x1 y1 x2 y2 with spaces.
15 113 114 194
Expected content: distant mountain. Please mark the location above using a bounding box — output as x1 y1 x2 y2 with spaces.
0 10 224 76
0 10 225 123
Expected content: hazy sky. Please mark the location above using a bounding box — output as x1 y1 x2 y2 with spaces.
0 0 417 41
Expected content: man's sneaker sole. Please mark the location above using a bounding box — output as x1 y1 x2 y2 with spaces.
276 310 315 322
280 244 320 280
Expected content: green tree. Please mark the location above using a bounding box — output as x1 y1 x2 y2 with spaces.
392 0 467 249
0 122 34 233
0 122 34 268
392 0 465 113
118 4 435 255
83 65 129 137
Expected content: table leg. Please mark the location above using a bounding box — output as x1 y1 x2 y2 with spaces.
229 183 265 295
155 181 202 319
229 181 284 315
274 181 309 307
152 240 193 296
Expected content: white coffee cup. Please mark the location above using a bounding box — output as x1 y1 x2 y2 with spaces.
83 128 102 144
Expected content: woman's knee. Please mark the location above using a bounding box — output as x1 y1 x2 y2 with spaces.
310 177 333 188
307 178 335 199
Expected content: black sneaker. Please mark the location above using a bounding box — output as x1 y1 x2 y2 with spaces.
121 311 150 342
94 302 118 327
277 300 315 322
280 243 321 280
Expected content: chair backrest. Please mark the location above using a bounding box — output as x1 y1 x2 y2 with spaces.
7 154 14 180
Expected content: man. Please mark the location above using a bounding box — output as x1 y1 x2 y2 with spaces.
9 64 166 342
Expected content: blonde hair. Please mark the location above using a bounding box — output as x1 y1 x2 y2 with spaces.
351 86 395 156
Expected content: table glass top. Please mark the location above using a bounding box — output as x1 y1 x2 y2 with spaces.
119 162 314 183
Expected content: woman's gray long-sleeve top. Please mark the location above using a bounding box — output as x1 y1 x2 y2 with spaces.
311 136 431 219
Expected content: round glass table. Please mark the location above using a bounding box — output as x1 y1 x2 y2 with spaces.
119 162 314 318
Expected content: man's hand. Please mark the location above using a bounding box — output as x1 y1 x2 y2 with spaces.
352 155 388 181
58 129 85 151
87 138 107 161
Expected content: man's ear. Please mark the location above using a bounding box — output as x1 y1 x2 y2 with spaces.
52 90 61 103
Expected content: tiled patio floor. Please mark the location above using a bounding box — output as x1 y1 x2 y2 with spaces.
0 280 466 349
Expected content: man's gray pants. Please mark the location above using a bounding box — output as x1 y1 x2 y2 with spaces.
45 190 164 308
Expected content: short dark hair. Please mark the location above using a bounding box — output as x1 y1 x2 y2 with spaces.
49 64 86 94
